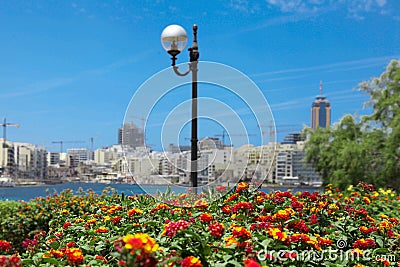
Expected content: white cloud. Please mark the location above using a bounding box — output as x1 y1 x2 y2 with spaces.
250 55 399 78
376 0 386 7
231 0 390 20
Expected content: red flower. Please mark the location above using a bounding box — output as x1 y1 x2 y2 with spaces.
359 226 377 234
181 256 202 267
199 213 213 223
225 193 239 203
232 226 251 240
222 205 231 214
162 220 190 238
310 214 318 224
66 241 75 248
288 220 309 233
352 238 375 249
95 255 107 262
112 216 122 224
318 237 333 247
0 240 12 252
63 222 72 229
232 201 254 213
209 222 225 238
244 258 261 267
217 185 227 192
0 255 22 267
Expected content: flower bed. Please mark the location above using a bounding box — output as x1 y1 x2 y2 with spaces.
0 182 399 266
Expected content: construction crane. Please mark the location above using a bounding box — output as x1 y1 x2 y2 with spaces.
214 130 256 147
52 140 85 153
258 123 304 135
1 118 19 175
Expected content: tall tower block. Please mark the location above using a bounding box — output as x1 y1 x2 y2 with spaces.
311 81 331 130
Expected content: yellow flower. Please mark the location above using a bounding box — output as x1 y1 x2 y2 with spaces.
379 214 389 219
347 185 353 191
268 227 287 241
123 233 159 254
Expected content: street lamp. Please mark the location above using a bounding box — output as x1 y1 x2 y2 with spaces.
161 24 200 190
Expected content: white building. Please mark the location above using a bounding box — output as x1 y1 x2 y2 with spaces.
67 148 93 167
0 140 47 180
0 138 15 177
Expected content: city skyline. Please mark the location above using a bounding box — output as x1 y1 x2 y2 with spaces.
1 1 399 152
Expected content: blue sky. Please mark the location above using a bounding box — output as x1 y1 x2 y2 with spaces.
0 0 399 152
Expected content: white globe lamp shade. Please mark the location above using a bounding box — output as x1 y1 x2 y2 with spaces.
161 24 188 54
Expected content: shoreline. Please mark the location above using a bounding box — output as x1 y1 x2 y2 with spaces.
4 180 322 190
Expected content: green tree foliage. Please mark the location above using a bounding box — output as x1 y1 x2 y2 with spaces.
305 60 400 190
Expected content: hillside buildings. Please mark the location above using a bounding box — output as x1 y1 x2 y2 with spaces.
1 81 327 186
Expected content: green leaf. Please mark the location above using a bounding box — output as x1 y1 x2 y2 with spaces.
49 241 60 249
43 257 60 265
375 237 384 248
373 247 389 254
227 260 242 267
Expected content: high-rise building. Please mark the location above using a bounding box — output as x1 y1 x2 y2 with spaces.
118 122 144 148
311 81 331 130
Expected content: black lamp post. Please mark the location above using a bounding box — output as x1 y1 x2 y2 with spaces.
161 24 199 191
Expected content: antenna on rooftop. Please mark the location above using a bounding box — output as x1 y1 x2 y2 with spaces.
319 80 323 96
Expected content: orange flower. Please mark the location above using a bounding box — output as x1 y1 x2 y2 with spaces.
127 208 143 216
43 249 64 259
273 208 295 221
65 248 84 265
254 195 264 203
306 239 321 251
181 256 202 267
194 199 209 209
151 203 170 213
123 233 159 254
236 182 249 193
363 197 371 205
94 226 108 233
225 235 238 247
376 257 390 266
85 218 97 226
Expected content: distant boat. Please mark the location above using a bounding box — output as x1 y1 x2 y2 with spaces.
0 176 15 187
